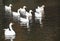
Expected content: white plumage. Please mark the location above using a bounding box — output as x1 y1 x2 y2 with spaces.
20 17 29 23
12 9 20 21
25 10 33 20
19 6 26 15
20 15 29 28
35 12 42 19
19 10 32 28
35 5 45 24
4 23 16 36
5 4 12 13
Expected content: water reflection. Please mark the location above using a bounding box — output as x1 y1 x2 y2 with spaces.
2 0 59 41
5 35 15 41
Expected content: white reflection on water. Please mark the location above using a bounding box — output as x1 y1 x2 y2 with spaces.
5 35 16 41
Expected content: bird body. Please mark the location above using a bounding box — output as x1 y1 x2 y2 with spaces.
5 4 12 13
20 14 29 28
19 6 26 15
12 9 20 20
13 12 20 17
4 29 15 35
25 10 32 20
35 5 45 24
35 12 42 18
36 5 45 13
35 5 45 19
4 23 16 36
20 16 29 24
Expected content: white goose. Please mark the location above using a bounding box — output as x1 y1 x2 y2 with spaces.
12 9 20 21
20 15 29 28
26 10 33 20
37 5 45 15
35 5 45 24
4 23 16 36
5 4 12 13
19 6 26 15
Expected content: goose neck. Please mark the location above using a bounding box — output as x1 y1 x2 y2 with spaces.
17 9 20 13
9 23 13 30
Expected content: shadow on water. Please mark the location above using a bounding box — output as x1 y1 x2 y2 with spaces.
0 0 60 41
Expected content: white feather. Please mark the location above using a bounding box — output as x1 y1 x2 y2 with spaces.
35 5 45 24
5 4 12 13
19 6 26 15
12 9 20 20
4 23 16 35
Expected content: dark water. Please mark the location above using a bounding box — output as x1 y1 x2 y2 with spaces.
0 0 60 41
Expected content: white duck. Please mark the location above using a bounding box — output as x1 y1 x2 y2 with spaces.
20 15 29 28
12 9 20 21
26 10 33 20
4 23 16 36
19 6 26 15
5 4 12 13
35 5 45 24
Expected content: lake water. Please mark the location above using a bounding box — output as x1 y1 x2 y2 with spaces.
0 0 59 41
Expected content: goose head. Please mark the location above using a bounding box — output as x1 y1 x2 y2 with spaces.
23 6 26 9
37 6 40 9
41 5 45 8
29 10 33 13
9 4 12 7
9 22 14 26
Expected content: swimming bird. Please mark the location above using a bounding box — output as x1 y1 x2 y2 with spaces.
26 10 33 20
5 4 12 13
35 5 45 24
20 15 29 28
25 10 33 23
4 22 16 36
12 9 20 21
19 6 27 16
